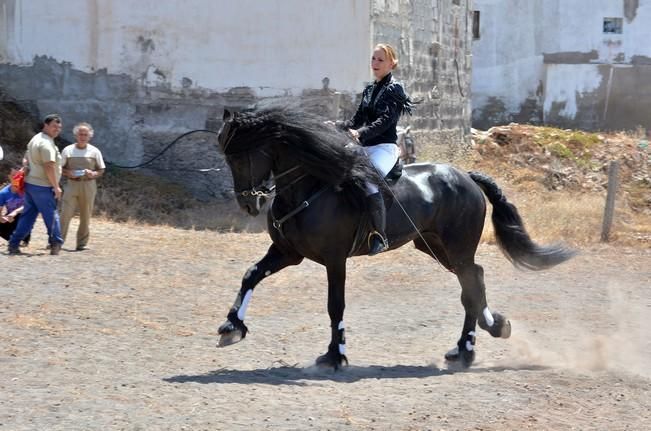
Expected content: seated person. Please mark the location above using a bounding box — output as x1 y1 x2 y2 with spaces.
0 169 30 246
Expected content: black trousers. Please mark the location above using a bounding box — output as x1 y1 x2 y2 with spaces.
0 215 30 244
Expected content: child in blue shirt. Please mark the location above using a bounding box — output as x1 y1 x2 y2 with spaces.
0 170 30 246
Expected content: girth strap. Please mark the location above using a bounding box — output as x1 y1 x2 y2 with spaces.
271 185 331 235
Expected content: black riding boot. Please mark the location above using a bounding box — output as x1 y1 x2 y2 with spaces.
366 192 388 256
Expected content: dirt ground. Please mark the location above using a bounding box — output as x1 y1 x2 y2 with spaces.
1 218 650 431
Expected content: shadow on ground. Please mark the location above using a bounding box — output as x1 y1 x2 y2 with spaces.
164 363 550 386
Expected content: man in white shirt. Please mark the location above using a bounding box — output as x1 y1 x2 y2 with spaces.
60 122 105 251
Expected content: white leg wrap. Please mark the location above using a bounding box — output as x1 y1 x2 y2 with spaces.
237 290 253 321
338 321 346 354
483 307 494 327
466 331 476 351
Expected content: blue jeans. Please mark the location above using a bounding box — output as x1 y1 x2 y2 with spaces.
9 183 63 247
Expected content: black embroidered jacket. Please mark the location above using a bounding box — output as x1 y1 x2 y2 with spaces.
337 73 413 147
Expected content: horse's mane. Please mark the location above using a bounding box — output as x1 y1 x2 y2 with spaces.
219 104 382 191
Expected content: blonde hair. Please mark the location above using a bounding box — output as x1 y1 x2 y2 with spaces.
73 122 94 138
375 43 399 69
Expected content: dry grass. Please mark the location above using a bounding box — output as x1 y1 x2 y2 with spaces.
93 162 648 249
94 167 266 232
462 124 650 248
478 189 649 247
95 167 195 222
4 123 645 247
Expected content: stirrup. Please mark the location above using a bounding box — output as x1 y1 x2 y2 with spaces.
368 231 388 256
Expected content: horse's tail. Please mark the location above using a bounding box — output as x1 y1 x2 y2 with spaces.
469 171 576 270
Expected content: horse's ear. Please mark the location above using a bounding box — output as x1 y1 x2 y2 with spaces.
223 109 232 121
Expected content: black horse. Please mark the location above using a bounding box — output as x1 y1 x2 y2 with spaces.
216 105 575 369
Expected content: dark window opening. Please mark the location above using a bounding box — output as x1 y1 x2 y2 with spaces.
472 11 480 40
453 0 461 5
603 17 623 34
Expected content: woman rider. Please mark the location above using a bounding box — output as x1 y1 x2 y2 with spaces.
335 43 413 255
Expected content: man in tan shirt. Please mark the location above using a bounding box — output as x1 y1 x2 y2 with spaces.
60 122 105 251
8 114 64 255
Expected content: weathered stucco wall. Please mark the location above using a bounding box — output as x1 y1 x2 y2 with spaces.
371 0 474 153
471 0 546 127
0 0 372 197
0 0 473 198
472 0 651 131
1 0 371 94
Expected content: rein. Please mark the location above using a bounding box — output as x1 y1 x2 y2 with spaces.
232 145 329 236
234 147 301 198
271 184 330 233
236 165 302 198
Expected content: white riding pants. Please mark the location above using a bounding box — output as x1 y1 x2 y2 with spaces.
363 143 400 195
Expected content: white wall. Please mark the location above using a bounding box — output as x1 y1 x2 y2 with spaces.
472 0 651 129
471 0 545 113
1 0 371 94
551 0 651 63
543 64 604 119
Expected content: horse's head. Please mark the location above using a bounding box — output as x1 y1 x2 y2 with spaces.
218 109 274 216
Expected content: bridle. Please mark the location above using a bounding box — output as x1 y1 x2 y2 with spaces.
224 125 328 236
222 117 305 198
232 147 304 199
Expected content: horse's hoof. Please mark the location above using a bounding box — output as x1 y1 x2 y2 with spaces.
500 319 512 339
490 313 511 339
484 312 512 339
216 321 245 348
444 346 460 361
217 330 244 347
444 346 475 368
315 351 348 370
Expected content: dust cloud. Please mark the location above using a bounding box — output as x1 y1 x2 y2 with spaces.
499 280 650 377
